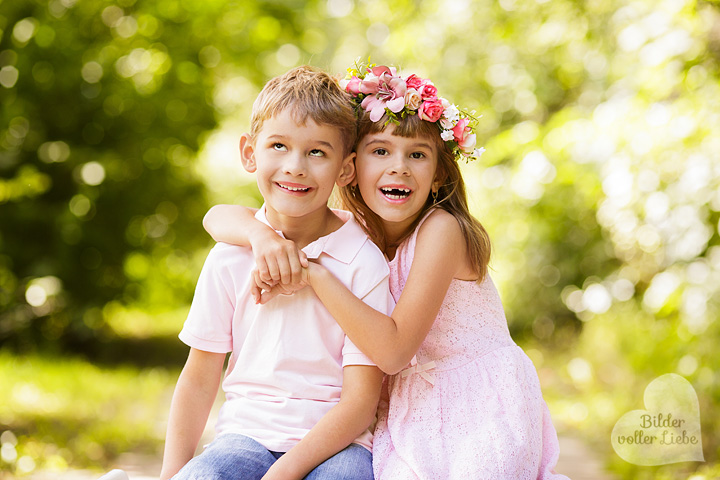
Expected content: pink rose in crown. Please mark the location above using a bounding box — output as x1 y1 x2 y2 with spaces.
459 133 476 153
360 69 407 122
419 83 437 99
406 74 425 90
452 118 477 153
418 98 444 122
452 118 470 142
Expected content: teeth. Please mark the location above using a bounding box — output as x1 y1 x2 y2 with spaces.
380 187 411 200
278 183 309 192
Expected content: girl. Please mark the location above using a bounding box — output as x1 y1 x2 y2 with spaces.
204 64 568 479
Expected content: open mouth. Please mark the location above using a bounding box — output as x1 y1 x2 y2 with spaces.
276 182 311 193
380 187 412 200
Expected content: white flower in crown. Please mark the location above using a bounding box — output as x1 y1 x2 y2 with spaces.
440 130 455 141
404 88 422 110
443 104 460 123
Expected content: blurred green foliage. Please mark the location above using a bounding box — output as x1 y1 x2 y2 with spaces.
1 0 720 478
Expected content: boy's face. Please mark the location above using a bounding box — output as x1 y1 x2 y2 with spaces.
240 110 355 222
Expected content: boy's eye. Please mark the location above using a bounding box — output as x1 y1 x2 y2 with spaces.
309 149 325 157
272 143 287 151
373 148 388 156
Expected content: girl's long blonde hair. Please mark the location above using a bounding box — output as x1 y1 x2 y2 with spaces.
338 111 492 281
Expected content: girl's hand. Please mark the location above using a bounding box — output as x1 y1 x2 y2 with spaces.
249 227 309 287
252 263 313 304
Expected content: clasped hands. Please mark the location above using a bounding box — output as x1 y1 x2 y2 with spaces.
249 234 313 305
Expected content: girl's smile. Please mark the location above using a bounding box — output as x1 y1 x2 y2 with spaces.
379 184 414 202
355 125 439 237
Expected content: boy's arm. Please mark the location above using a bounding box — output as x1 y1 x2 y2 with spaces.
159 348 226 480
261 365 384 480
203 204 307 285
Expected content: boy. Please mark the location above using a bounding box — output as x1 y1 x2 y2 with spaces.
159 67 393 480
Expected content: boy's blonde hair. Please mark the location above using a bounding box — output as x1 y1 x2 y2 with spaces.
250 66 357 156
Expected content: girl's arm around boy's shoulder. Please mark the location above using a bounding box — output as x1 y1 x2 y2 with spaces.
204 204 308 286
305 209 468 374
260 365 384 480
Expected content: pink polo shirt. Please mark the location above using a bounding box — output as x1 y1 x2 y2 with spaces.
179 207 393 452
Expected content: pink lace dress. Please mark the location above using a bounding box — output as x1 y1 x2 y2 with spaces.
372 212 569 479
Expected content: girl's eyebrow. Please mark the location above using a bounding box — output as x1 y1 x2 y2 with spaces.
364 138 390 147
410 141 434 150
364 138 433 150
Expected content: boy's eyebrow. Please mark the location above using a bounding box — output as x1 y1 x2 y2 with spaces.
266 134 336 151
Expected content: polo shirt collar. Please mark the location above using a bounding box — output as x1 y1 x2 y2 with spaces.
255 206 367 264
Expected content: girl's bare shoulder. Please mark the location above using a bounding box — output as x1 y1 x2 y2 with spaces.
416 209 464 245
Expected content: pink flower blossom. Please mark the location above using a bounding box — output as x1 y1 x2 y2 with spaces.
419 83 437 99
406 74 425 90
418 98 444 122
369 65 396 77
452 118 470 142
458 133 477 153
343 76 362 94
360 70 407 122
451 117 477 152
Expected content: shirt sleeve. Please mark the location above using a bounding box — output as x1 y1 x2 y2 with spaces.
341 274 395 367
179 245 235 354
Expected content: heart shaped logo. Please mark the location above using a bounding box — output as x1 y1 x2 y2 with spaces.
611 373 704 465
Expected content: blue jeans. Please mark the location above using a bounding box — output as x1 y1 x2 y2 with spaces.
172 433 373 480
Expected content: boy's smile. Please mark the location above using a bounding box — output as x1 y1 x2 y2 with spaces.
240 111 354 244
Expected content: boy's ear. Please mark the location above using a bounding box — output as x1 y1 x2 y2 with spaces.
239 133 257 173
336 151 356 187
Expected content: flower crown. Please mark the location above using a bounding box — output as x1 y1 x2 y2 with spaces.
339 60 485 162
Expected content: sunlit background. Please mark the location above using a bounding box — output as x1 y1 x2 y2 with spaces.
1 0 719 478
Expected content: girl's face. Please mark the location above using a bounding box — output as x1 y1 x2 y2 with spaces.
354 124 439 236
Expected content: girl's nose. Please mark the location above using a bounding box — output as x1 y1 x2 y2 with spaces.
387 154 411 176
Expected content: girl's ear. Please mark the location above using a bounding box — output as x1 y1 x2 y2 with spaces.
239 133 257 173
433 165 448 192
336 151 356 187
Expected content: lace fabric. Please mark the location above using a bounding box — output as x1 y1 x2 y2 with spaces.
373 211 570 479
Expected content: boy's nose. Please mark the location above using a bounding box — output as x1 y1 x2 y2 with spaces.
282 153 307 176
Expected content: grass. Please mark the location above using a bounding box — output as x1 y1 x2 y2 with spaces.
0 351 179 477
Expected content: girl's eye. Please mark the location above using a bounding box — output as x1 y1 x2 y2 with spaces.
272 143 287 152
410 152 426 159
373 148 388 156
309 149 325 157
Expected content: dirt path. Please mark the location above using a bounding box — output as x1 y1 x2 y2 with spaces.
555 435 617 480
24 434 616 480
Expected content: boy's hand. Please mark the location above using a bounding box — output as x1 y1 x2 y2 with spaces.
249 228 309 286
251 264 311 304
